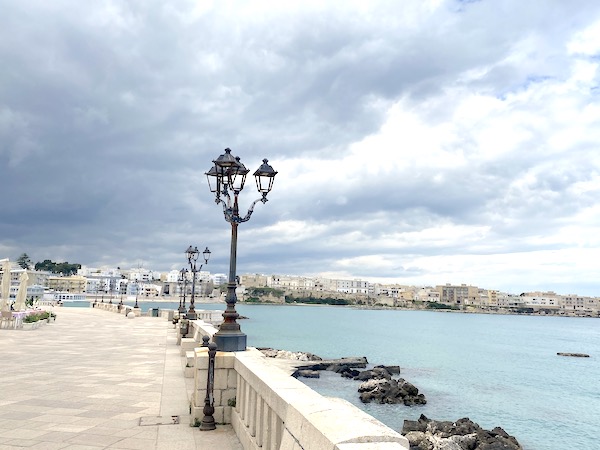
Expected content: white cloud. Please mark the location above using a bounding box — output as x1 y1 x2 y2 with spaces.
2 0 600 296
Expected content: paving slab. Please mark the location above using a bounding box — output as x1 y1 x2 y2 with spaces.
0 306 242 450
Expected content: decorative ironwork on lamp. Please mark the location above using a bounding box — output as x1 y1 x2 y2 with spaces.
206 148 277 352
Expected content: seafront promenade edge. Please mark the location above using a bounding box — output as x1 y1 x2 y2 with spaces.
0 306 242 450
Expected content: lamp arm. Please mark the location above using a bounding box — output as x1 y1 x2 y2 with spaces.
238 196 268 223
215 198 231 220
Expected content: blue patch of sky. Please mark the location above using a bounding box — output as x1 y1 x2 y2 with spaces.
451 0 483 13
495 75 555 100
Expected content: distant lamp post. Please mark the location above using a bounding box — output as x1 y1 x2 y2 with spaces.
178 268 188 314
134 280 140 309
185 245 211 320
206 148 277 351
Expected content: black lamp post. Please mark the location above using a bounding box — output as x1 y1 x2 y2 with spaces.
199 341 217 431
134 280 140 309
185 245 211 320
206 148 277 352
178 268 188 314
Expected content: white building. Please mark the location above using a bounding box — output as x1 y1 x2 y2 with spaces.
211 273 228 286
336 279 370 295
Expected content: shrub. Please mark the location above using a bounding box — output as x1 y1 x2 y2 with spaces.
23 311 52 322
24 314 40 323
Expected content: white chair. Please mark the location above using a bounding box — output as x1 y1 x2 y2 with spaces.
0 310 16 329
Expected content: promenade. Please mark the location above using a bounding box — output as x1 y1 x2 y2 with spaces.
0 307 242 450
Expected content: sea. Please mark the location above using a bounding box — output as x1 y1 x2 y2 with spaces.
67 300 600 450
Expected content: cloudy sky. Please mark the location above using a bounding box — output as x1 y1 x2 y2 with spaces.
2 0 600 296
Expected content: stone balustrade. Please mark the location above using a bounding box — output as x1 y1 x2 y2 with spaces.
189 322 409 450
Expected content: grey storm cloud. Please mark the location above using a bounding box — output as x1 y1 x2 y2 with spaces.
1 0 600 295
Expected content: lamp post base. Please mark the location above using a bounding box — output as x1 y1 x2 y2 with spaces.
213 332 246 352
199 414 216 431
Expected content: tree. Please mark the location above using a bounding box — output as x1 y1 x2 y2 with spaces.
34 259 81 275
17 253 32 269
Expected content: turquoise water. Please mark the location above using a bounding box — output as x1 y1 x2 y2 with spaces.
237 304 599 450
68 301 599 449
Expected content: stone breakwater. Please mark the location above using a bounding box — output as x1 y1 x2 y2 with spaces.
402 415 522 450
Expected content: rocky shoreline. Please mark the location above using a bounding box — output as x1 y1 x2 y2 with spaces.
402 415 522 450
260 348 522 449
259 348 427 406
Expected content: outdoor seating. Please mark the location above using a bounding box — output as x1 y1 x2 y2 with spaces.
0 310 16 329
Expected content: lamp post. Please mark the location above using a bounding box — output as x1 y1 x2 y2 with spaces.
199 341 217 431
206 148 277 352
178 268 188 314
185 245 211 320
134 280 140 309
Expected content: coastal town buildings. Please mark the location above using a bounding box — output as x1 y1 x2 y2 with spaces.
2 260 599 316
435 283 479 306
47 275 87 293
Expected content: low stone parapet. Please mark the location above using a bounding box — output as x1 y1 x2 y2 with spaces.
234 349 409 450
190 345 409 450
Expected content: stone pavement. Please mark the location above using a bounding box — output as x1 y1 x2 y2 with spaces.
0 307 242 450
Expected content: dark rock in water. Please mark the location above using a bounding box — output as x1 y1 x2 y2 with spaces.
557 352 590 357
326 363 361 379
358 378 426 405
298 356 368 371
375 364 401 374
402 415 522 450
354 366 392 381
292 369 320 379
340 367 360 379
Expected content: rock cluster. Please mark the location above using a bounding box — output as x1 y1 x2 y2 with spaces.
358 377 426 405
260 348 426 406
402 415 522 450
258 348 323 361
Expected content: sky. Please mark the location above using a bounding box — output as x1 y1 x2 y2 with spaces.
1 0 600 296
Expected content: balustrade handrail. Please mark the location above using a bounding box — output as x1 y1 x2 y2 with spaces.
232 349 409 450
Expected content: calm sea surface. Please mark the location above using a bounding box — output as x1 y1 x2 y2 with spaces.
71 301 600 450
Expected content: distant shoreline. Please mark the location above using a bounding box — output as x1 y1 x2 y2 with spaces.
240 300 600 318
66 297 599 318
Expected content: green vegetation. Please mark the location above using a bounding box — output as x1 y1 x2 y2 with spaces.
34 259 81 275
426 301 460 311
285 295 349 306
23 311 54 323
17 253 33 269
242 287 285 303
247 287 285 297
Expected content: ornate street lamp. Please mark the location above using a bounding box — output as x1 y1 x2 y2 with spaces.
178 268 188 314
185 245 211 320
206 148 277 351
